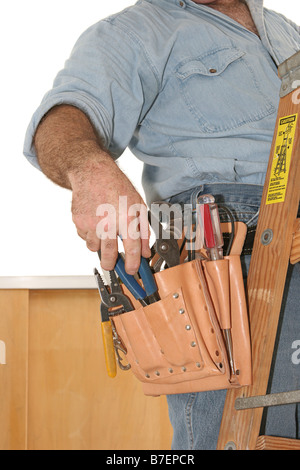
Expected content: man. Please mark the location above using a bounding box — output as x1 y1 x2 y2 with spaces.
24 0 300 449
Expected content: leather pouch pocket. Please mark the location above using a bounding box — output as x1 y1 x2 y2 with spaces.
112 254 252 396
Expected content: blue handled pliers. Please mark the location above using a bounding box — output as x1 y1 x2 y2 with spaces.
114 254 160 306
97 251 160 306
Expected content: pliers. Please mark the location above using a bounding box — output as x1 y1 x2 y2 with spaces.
94 268 133 378
94 267 134 314
149 205 181 271
114 254 160 306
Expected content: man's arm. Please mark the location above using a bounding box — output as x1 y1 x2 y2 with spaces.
34 104 151 274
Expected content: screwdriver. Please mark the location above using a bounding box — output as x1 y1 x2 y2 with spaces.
197 195 235 376
198 195 224 260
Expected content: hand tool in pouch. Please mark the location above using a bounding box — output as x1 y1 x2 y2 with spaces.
98 244 160 305
198 194 235 376
94 267 133 377
149 204 181 271
114 253 160 305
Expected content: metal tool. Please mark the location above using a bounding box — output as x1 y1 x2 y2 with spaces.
94 267 134 313
97 247 160 306
198 194 224 261
197 194 236 377
149 204 181 271
111 323 131 371
94 268 133 376
114 254 160 305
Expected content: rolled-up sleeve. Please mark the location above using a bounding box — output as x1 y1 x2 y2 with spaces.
23 18 160 168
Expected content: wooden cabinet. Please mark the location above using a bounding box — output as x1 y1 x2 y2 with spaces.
0 288 172 450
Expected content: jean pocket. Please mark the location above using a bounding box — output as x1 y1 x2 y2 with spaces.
175 47 276 134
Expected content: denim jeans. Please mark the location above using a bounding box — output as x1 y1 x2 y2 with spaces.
166 183 300 450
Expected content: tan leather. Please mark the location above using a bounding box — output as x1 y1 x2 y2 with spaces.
203 259 231 330
220 221 247 256
112 221 252 396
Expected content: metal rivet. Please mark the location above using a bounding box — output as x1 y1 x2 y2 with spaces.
185 325 191 330
210 68 217 73
160 243 169 252
110 295 116 303
155 371 160 376
191 341 196 347
169 368 174 374
261 228 273 246
196 362 201 368
179 1 184 6
179 308 185 315
145 374 150 378
173 293 179 299
224 441 237 451
182 366 187 372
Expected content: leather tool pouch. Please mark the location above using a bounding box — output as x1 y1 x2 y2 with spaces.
112 222 252 396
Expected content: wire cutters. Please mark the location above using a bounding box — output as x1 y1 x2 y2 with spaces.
149 206 181 270
114 254 160 306
94 268 134 378
94 267 134 314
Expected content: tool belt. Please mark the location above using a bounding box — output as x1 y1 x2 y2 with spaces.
223 225 256 256
111 221 252 397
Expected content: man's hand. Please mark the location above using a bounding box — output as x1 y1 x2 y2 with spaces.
34 105 151 274
69 157 151 274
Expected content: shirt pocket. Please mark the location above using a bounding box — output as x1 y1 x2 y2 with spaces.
175 47 276 134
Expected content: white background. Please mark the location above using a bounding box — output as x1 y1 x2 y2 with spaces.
1 0 299 277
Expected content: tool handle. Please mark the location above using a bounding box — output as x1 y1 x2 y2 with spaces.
101 321 117 378
115 255 157 300
115 256 146 299
138 257 158 296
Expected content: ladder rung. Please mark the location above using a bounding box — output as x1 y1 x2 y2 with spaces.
235 390 300 410
256 436 300 450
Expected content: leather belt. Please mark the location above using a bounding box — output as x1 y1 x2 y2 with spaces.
223 225 257 256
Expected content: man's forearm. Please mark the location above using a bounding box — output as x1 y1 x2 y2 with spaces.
33 103 151 272
34 104 113 189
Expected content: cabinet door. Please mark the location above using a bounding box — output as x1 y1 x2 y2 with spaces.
0 290 29 450
28 290 172 450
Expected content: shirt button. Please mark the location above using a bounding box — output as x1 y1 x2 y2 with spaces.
179 1 185 7
209 68 217 74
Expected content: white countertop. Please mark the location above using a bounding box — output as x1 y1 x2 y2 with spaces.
0 276 98 289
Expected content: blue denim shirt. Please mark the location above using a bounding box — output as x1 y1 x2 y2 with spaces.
23 0 300 204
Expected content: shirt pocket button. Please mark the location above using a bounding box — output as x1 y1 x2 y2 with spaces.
209 68 217 74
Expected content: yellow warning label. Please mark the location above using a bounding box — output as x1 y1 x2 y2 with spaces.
266 113 298 205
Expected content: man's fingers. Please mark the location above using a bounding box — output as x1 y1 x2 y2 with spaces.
141 236 151 259
76 229 87 240
85 231 101 252
122 238 142 275
122 205 151 273
139 206 151 259
100 238 119 271
73 197 151 272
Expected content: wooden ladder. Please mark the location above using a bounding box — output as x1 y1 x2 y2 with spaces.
217 51 300 451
